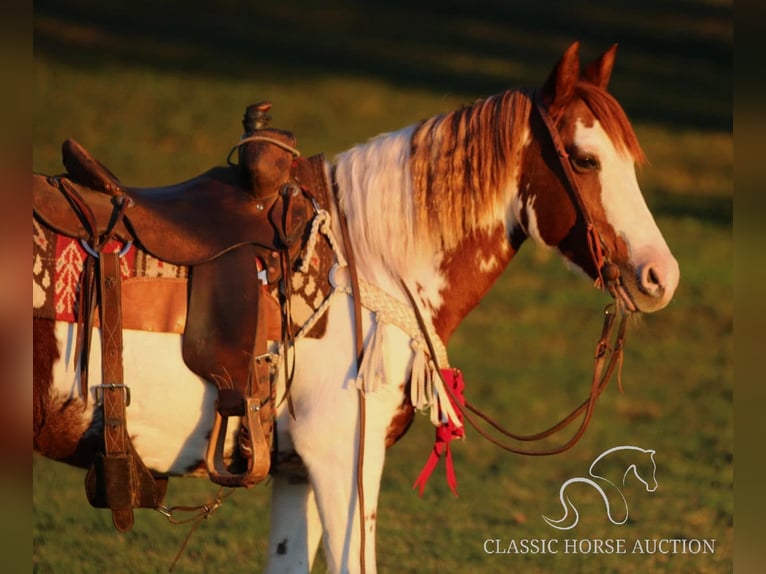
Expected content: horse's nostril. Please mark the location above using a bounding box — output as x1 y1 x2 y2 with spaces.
639 264 664 296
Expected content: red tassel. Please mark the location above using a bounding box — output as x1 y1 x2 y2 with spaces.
413 368 465 497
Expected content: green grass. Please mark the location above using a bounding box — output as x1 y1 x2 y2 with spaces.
33 1 731 572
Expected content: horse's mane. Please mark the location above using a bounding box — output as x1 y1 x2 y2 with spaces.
333 84 644 276
409 89 533 251
407 83 644 252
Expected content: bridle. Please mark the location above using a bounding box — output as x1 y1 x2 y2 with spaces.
532 89 617 291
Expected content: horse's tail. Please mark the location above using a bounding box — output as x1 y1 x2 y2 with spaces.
542 483 581 531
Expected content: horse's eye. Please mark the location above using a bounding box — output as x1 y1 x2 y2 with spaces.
570 155 600 172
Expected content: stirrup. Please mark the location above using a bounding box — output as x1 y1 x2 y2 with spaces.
205 390 271 487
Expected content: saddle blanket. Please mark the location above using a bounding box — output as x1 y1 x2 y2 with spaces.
32 215 334 338
33 216 188 332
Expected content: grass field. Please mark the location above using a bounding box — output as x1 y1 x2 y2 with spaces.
33 1 732 572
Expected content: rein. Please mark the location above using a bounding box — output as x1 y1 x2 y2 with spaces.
402 287 629 457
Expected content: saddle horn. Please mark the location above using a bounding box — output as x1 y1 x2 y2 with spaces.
237 101 300 201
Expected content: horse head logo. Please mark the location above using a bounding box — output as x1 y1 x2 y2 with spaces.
543 445 658 530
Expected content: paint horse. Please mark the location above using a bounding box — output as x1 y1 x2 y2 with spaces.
33 42 679 573
543 445 658 530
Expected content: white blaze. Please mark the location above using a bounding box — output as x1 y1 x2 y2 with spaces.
573 119 672 264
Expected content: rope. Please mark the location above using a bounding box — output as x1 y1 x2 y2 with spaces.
298 210 336 273
226 135 301 166
237 135 301 157
157 487 233 572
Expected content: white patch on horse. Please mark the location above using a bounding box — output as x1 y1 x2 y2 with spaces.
573 119 650 247
518 194 550 248
477 253 499 273
334 126 448 313
476 240 511 273
573 119 679 300
50 321 227 474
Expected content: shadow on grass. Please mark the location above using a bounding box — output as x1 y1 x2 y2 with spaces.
654 193 732 227
34 0 731 131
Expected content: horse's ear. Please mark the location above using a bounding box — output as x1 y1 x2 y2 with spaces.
541 41 580 114
582 44 618 90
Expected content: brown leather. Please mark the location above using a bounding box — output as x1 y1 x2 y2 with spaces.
125 167 292 265
34 170 318 268
238 128 297 198
84 252 167 531
182 245 274 486
182 245 261 396
73 275 188 335
402 274 630 456
33 174 131 241
62 138 123 197
33 167 283 265
119 277 188 334
331 165 370 572
112 276 281 339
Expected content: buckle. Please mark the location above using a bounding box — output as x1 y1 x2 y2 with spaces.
95 384 132 407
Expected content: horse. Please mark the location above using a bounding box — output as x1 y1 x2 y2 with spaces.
543 445 658 530
32 42 679 573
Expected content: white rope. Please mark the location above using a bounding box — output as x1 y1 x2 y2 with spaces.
352 279 448 365
235 135 301 157
291 209 346 340
298 210 344 273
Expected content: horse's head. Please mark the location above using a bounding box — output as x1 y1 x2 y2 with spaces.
516 42 679 313
624 448 659 493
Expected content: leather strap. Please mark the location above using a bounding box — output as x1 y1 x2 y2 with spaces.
331 166 367 574
84 251 168 531
98 252 134 530
533 91 610 288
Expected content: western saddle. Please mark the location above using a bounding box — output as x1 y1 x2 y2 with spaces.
33 102 331 531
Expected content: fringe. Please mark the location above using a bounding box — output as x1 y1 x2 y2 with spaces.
355 314 389 393
360 328 462 429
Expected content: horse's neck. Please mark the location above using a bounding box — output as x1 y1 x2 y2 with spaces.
333 111 529 342
430 225 524 341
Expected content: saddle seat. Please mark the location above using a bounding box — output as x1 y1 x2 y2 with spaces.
33 138 316 266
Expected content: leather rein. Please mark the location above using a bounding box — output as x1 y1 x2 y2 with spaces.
401 91 632 456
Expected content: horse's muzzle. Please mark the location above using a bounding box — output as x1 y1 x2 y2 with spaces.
617 251 680 313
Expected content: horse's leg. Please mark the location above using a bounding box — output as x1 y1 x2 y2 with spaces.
266 407 323 574
288 299 408 574
266 475 322 574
